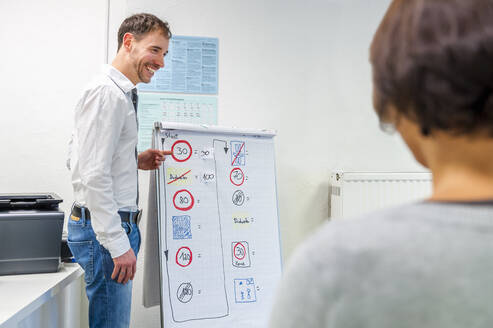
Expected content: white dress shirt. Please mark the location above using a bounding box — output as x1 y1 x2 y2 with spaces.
69 64 138 258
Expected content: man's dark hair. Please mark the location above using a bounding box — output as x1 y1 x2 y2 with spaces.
117 13 171 51
370 0 493 136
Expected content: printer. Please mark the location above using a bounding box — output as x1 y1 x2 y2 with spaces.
0 193 64 276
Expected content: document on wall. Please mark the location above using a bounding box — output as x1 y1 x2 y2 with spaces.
137 35 219 94
137 94 217 152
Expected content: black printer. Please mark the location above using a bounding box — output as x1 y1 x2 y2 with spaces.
0 193 64 275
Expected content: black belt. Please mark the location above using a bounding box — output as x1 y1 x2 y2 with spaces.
72 205 141 224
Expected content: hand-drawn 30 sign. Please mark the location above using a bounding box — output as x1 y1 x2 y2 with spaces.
173 189 195 211
171 140 192 162
233 242 246 260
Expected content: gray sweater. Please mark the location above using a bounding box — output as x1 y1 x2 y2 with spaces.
270 202 493 328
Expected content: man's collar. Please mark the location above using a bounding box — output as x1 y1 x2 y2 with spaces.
102 64 136 94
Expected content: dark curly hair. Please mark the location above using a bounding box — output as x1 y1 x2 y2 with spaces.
117 13 171 51
370 0 493 136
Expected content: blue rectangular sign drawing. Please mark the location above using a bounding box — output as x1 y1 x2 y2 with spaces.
234 278 257 303
172 215 192 240
230 141 246 166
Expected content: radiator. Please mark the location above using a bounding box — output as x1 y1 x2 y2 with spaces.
330 172 432 219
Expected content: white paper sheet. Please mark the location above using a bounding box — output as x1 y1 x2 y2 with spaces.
154 124 282 328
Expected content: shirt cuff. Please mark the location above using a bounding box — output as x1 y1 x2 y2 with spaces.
104 232 131 258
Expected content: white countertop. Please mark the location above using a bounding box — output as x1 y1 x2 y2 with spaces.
0 263 84 327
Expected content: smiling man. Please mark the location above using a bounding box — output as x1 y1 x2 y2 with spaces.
67 13 171 328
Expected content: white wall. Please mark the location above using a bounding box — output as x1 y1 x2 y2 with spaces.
1 0 424 327
0 1 108 215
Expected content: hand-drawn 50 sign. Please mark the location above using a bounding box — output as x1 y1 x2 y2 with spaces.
173 189 195 211
171 140 192 162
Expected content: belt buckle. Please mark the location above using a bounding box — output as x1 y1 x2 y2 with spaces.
136 210 142 225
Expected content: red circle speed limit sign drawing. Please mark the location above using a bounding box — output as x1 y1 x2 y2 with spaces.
173 189 195 211
176 246 192 267
233 242 246 260
230 168 245 186
171 140 192 162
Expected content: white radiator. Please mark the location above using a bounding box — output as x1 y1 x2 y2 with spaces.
330 172 432 219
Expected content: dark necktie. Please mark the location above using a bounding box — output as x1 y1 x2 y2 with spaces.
131 88 140 205
131 88 139 112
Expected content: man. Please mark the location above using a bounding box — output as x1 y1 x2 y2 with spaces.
68 13 171 327
270 0 493 327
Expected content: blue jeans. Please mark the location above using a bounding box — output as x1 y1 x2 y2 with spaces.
68 209 141 328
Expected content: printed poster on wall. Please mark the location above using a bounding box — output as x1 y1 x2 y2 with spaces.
137 93 218 152
138 35 219 94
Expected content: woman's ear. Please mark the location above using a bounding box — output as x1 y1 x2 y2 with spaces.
395 113 429 168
